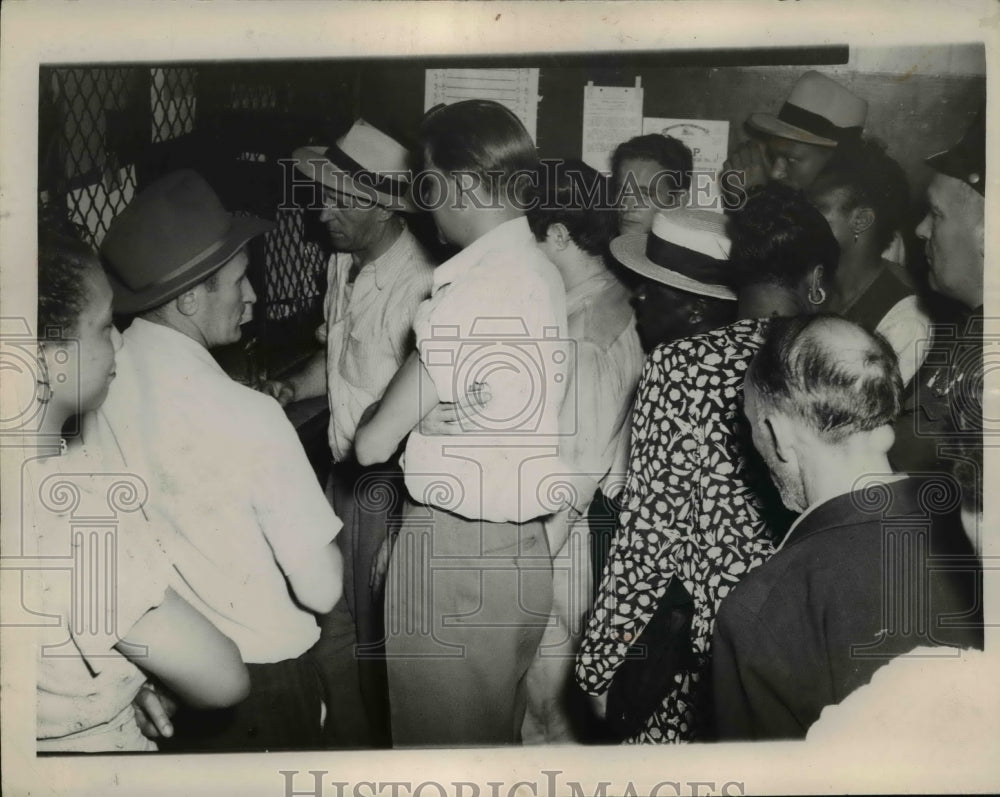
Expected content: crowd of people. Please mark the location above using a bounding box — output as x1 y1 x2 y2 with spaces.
28 68 987 752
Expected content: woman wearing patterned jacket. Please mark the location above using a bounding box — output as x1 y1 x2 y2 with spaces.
576 185 840 742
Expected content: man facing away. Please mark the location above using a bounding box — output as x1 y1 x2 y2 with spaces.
266 120 436 745
86 169 343 752
712 315 982 740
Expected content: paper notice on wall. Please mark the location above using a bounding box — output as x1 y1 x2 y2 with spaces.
582 82 644 174
643 117 730 213
425 68 541 142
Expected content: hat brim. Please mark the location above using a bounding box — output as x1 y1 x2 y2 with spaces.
610 234 737 301
747 113 839 148
292 146 415 214
108 214 274 315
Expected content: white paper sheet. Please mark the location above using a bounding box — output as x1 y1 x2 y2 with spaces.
581 82 644 174
424 68 540 142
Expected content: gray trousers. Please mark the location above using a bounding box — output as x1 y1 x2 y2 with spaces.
384 502 553 746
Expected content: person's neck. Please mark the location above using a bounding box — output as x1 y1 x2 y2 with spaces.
143 314 209 350
557 251 608 293
830 241 883 313
352 216 404 268
801 444 899 510
458 207 523 248
737 283 803 320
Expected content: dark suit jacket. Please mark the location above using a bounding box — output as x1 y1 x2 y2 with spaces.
712 476 982 740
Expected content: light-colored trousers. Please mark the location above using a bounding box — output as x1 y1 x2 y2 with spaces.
384 502 553 746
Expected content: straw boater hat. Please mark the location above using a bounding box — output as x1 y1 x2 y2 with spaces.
748 70 868 148
610 209 736 301
101 169 274 315
291 120 414 213
925 108 986 197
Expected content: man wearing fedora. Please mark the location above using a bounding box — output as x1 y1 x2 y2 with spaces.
724 70 868 195
265 120 435 746
86 169 344 752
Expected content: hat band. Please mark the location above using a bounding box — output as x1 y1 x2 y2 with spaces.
645 233 729 285
323 146 409 203
113 235 229 292
777 102 863 144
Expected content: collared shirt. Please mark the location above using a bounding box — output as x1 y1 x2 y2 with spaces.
403 216 569 523
28 444 170 752
323 224 435 461
85 318 341 663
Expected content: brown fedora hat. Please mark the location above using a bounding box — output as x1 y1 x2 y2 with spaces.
748 71 867 148
101 169 274 314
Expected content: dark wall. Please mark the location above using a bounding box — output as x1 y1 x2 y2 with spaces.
353 56 984 208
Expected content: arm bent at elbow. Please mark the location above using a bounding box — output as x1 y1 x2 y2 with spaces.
287 541 343 615
355 352 439 467
117 589 250 710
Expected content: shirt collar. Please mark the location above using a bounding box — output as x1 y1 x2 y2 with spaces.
565 270 619 316
127 317 226 376
432 216 534 291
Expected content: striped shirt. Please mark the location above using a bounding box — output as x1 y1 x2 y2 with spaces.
323 225 435 461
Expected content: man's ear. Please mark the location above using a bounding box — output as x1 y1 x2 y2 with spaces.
545 222 571 250
765 411 797 464
175 289 199 317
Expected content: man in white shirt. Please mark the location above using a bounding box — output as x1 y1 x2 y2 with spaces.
264 121 435 745
89 169 343 751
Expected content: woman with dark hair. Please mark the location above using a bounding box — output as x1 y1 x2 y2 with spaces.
612 133 693 237
806 139 929 385
576 184 840 743
355 100 567 746
30 230 249 752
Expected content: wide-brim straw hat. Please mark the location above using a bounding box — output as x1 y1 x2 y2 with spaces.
748 70 868 148
101 169 274 315
292 119 414 213
610 208 737 301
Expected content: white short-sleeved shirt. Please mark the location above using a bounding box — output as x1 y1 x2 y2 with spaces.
323 225 435 462
403 216 570 523
28 446 170 752
85 319 341 663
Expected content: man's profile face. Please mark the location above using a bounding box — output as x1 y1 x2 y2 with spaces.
616 157 687 237
765 136 835 190
195 248 256 348
915 173 985 309
319 187 384 253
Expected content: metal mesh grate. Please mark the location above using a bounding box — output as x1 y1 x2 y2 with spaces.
151 67 197 143
262 208 327 321
44 67 146 249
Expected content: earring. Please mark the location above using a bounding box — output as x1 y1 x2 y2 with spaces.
808 284 827 306
36 343 54 404
853 232 859 243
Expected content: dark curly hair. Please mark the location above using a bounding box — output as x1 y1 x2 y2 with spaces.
808 138 910 252
526 158 616 258
38 226 102 339
728 183 840 291
610 133 693 194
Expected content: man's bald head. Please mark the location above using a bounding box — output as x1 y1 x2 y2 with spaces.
747 314 904 444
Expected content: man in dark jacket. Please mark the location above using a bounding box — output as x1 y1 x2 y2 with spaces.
712 314 982 740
